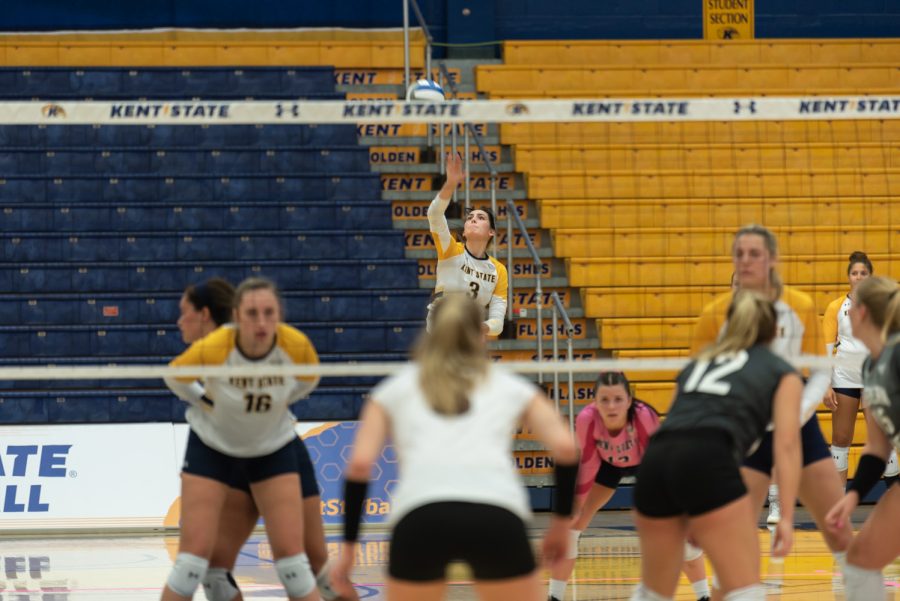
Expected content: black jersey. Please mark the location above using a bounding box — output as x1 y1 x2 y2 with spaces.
861 333 900 454
660 345 797 462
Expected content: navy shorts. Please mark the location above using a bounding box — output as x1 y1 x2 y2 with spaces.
743 416 832 476
634 429 747 518
182 430 300 487
833 387 862 400
594 461 638 489
389 502 535 581
228 436 320 498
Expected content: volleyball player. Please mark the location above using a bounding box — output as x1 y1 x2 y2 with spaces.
548 371 710 601
826 276 900 601
691 224 851 566
161 277 321 601
427 152 508 335
631 290 802 601
331 295 578 601
175 279 358 601
823 252 899 485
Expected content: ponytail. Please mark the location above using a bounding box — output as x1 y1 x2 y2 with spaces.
698 290 777 361
855 276 900 341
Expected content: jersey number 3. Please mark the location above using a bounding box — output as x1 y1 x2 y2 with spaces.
682 351 749 396
244 393 272 413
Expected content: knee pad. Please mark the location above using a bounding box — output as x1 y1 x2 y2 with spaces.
722 583 765 600
566 529 583 560
276 552 316 598
843 562 886 601
683 541 703 562
831 445 850 472
630 583 673 601
166 552 209 597
315 558 340 601
202 567 239 601
884 450 899 478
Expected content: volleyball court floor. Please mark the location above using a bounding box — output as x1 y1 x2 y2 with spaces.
3 509 897 600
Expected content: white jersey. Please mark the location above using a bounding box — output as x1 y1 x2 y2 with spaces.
824 294 868 388
371 363 538 524
165 324 319 457
427 193 508 335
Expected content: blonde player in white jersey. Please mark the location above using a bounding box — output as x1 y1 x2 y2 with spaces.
331 295 579 601
427 152 509 336
692 224 851 580
161 277 321 601
823 251 900 485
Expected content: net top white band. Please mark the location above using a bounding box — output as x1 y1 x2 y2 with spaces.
0 355 859 380
4 96 899 124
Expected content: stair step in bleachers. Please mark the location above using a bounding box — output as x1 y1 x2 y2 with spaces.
553 225 900 258
502 39 900 66
515 143 900 172
0 290 431 325
501 120 900 146
0 322 422 358
1 201 393 232
538 197 900 228
0 147 370 175
528 168 900 199
0 67 337 97
0 174 381 202
1 230 405 261
0 124 359 147
568 254 900 288
1 260 420 293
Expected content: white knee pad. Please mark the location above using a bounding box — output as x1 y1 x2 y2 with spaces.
831 445 850 472
722 583 765 600
630 583 673 601
203 567 239 601
166 552 209 597
315 558 340 601
683 541 703 562
843 562 886 601
884 450 899 477
566 529 583 560
276 552 316 598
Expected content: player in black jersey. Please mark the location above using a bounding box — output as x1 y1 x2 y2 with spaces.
630 291 802 601
826 276 900 601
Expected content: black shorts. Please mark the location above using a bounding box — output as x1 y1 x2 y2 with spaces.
742 416 832 476
634 429 747 518
228 436 320 499
594 461 638 489
182 430 299 486
833 387 862 400
389 502 536 581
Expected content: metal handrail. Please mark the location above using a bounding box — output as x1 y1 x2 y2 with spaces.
508 199 543 381
550 291 576 432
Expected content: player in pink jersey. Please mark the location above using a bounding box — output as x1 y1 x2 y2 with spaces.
547 372 710 601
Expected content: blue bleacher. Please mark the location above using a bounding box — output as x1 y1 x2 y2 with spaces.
0 65 421 424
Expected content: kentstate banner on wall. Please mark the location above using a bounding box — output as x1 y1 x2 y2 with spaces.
0 421 396 531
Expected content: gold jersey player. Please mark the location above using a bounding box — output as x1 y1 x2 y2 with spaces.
427 152 508 336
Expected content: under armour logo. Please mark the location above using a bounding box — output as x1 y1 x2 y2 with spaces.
285 571 297 579
189 572 199 579
733 101 757 115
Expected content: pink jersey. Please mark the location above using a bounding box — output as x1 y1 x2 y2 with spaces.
575 402 659 498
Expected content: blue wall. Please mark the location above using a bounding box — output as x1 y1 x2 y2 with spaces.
1 0 899 39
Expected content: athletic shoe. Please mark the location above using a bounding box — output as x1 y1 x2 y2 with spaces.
767 496 781 524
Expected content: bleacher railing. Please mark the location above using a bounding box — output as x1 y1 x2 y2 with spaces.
550 291 576 432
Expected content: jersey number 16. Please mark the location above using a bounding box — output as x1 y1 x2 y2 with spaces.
244 393 273 413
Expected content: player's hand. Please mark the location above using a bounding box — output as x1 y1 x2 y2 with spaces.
541 517 570 568
825 491 858 533
771 519 793 558
331 543 357 598
823 388 837 411
445 152 466 189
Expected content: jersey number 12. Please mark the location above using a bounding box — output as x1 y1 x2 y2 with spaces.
682 351 749 396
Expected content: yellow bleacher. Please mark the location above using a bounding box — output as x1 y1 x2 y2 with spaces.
502 39 900 66
476 64 900 94
538 197 900 228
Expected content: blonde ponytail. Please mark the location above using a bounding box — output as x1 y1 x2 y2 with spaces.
415 295 488 415
698 290 777 360
855 276 900 341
